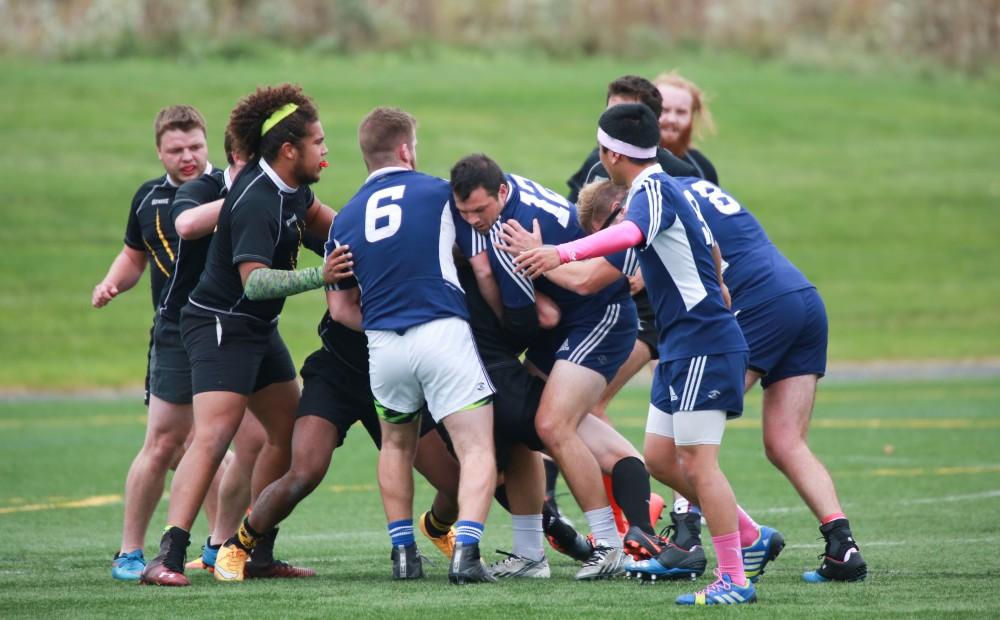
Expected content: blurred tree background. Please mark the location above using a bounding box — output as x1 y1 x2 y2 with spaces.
2 0 998 74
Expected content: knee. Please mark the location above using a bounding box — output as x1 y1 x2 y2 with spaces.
285 466 323 501
144 431 187 467
643 451 676 484
534 414 566 447
763 433 803 471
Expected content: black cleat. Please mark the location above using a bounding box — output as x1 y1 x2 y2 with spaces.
623 525 665 560
544 514 594 562
391 543 425 580
626 541 706 582
246 528 316 579
448 542 496 585
139 527 191 586
803 519 867 583
669 511 703 550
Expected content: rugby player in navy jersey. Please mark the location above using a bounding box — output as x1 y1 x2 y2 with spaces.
327 107 497 585
515 104 760 605
92 105 223 581
670 178 865 583
140 85 354 587
450 154 639 580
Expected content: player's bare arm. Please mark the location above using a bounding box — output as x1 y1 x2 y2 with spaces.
469 251 503 319
305 198 335 239
174 198 224 240
711 241 731 309
326 286 363 332
92 245 147 308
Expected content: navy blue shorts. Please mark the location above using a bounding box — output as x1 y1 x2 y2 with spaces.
525 300 638 383
650 351 748 418
736 288 827 389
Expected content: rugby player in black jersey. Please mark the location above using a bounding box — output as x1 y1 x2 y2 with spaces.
92 105 222 582
653 71 719 186
140 85 353 586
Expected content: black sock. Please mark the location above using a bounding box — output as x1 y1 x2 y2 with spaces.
232 516 263 551
611 457 654 535
494 484 512 513
543 459 559 505
820 518 857 559
423 508 453 538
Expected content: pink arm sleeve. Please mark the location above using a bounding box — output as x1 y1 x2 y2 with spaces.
556 221 645 263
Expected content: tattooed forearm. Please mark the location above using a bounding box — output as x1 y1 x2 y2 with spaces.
244 266 324 301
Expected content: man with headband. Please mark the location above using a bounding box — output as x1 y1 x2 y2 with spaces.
514 103 758 605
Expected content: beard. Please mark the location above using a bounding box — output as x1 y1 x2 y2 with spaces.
661 123 693 157
293 159 321 186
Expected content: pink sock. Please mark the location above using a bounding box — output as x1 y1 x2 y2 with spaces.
712 531 747 585
736 505 759 548
821 512 846 525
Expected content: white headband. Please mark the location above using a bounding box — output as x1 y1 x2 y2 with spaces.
597 127 657 159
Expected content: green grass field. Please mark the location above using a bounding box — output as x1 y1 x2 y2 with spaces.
2 379 999 618
1 51 998 389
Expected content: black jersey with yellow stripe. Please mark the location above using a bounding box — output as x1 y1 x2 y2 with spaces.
124 168 216 309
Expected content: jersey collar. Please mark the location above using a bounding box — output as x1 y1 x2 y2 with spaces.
365 166 410 184
630 163 664 190
260 158 297 193
223 166 234 190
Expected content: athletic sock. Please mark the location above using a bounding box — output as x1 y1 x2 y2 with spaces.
232 517 263 551
424 508 454 538
673 495 691 514
454 520 485 545
736 505 760 548
388 519 415 547
712 531 747 586
611 457 655 535
543 459 559 505
821 511 846 525
584 506 622 548
511 514 545 561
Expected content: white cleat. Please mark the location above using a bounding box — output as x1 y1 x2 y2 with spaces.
489 551 551 579
575 540 627 581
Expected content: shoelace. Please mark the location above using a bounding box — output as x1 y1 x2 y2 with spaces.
581 544 614 568
697 569 732 597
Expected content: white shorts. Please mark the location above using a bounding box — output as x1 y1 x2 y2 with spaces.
645 405 727 446
366 316 494 423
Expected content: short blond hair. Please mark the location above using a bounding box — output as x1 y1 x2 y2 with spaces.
358 107 416 168
653 71 716 139
154 105 207 146
576 180 627 235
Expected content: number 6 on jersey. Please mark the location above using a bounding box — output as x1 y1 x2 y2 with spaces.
365 185 404 242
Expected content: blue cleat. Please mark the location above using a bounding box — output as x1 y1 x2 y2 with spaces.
111 549 146 581
185 537 218 573
742 525 784 582
624 541 705 581
676 570 757 605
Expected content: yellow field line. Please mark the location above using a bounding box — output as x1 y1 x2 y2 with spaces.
0 494 121 515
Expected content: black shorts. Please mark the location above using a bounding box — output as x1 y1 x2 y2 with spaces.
180 305 296 396
633 290 659 360
296 347 381 448
489 361 545 471
149 315 194 405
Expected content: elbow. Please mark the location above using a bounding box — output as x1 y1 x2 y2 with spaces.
175 218 197 240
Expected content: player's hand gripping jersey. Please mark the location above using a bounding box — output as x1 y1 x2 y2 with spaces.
453 174 638 327
673 177 814 312
623 165 747 361
327 168 468 331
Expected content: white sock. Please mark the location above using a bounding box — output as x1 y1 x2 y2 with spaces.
673 496 691 514
511 514 545 561
584 506 622 548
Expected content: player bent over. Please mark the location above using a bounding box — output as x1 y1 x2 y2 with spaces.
515 104 759 605
329 107 496 584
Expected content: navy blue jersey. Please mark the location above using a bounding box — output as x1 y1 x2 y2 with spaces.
675 177 813 311
453 173 636 326
328 168 468 331
189 160 314 323
624 165 747 361
157 168 230 321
